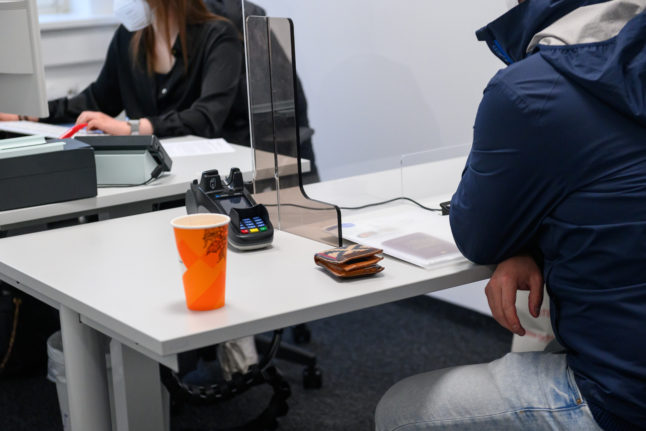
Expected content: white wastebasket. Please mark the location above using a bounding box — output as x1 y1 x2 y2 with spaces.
47 331 118 431
46 331 71 431
46 331 169 431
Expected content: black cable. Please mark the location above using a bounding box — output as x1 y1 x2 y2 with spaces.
340 196 442 212
265 197 441 212
264 203 332 211
97 176 157 188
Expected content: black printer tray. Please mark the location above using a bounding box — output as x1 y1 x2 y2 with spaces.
0 139 97 211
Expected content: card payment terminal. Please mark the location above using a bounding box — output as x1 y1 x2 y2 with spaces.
185 168 274 250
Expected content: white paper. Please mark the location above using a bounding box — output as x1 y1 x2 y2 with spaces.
341 204 464 268
0 121 70 138
161 138 235 158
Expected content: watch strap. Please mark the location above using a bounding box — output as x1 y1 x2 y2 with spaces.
127 119 140 135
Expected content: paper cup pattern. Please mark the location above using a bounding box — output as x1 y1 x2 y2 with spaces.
171 214 229 311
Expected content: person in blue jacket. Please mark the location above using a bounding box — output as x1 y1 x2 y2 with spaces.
376 0 646 429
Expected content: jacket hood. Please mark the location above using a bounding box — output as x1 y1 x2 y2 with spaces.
477 0 646 126
476 0 611 64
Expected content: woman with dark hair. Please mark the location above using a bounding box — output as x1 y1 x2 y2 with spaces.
1 0 249 143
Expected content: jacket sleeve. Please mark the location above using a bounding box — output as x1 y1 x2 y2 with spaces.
43 30 125 123
449 79 569 265
147 25 242 138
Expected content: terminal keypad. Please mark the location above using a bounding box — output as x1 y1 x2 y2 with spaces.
239 217 268 234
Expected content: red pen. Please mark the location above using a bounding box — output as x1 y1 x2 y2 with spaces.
59 123 88 139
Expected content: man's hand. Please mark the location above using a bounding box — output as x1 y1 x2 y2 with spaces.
76 111 131 135
485 254 544 336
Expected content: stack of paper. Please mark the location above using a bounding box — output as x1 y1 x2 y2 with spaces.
161 138 235 158
341 204 464 268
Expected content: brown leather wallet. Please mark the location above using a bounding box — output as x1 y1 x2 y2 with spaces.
314 244 384 278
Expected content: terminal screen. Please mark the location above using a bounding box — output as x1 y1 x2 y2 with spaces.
217 194 253 215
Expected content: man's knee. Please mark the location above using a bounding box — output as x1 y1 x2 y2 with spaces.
375 370 448 431
375 376 417 431
375 362 498 430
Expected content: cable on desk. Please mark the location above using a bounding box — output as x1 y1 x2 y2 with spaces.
340 197 442 212
97 177 157 188
264 203 334 211
264 197 441 212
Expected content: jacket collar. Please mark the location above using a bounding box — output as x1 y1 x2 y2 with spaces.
476 0 612 64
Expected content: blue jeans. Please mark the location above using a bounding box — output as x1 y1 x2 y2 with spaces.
375 352 602 430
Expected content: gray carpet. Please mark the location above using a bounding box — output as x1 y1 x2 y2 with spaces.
0 295 511 431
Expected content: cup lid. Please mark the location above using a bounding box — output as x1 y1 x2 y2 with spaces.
171 213 231 230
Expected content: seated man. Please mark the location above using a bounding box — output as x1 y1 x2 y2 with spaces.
376 0 646 429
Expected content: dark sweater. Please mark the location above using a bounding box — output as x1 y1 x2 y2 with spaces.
43 19 249 144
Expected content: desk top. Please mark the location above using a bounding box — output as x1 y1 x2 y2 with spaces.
0 136 307 230
0 206 490 358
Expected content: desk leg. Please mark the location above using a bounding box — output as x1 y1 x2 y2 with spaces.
59 306 112 431
110 339 168 431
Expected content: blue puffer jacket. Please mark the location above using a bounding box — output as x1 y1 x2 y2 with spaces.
450 0 646 428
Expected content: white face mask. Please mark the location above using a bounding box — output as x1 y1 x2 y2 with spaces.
114 0 153 32
505 0 519 10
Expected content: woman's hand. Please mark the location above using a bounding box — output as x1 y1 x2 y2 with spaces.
76 111 131 135
0 113 20 121
485 254 544 336
0 113 39 122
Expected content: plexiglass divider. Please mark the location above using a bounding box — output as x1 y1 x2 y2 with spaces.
399 144 471 202
323 146 471 269
245 15 342 246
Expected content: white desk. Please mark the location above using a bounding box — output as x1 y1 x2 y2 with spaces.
0 204 491 431
305 156 493 316
0 136 308 232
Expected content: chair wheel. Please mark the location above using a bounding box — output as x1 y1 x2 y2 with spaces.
303 366 322 389
292 324 311 344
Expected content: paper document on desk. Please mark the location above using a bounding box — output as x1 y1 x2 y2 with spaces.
341 204 464 268
161 138 235 158
0 121 70 138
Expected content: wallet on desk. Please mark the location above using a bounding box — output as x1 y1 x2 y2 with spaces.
314 244 384 278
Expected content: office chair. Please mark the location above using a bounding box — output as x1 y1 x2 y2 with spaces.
161 330 292 431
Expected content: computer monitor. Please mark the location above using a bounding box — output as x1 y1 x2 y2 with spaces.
0 0 49 117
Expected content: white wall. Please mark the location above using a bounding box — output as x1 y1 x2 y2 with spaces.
38 1 116 99
40 18 118 99
252 0 507 180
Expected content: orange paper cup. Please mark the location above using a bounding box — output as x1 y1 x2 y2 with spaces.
171 213 230 311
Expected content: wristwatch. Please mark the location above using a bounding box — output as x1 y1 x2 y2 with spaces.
127 119 140 135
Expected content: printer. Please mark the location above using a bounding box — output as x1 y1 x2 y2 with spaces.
0 135 97 211
74 135 172 187
0 134 173 211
